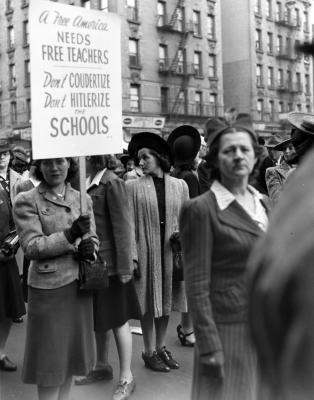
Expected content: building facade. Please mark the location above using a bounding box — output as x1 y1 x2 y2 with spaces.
0 0 224 147
221 0 313 137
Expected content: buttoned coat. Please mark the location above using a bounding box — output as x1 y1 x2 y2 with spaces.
180 189 269 400
87 169 133 277
265 160 293 206
13 182 98 289
126 174 189 317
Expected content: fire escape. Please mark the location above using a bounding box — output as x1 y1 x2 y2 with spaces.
157 0 194 119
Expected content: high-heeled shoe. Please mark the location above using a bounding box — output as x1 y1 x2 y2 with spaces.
177 324 195 347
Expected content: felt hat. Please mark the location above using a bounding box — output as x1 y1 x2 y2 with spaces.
296 41 314 56
12 146 28 163
167 125 201 166
128 132 171 160
273 137 293 151
0 139 11 154
204 118 227 143
287 112 314 136
120 154 135 167
206 114 257 147
265 135 283 148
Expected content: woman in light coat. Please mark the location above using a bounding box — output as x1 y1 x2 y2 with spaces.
126 132 189 373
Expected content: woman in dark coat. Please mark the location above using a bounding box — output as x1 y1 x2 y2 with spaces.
180 118 268 400
167 125 201 347
0 139 25 372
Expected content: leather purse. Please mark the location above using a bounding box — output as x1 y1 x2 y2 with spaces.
0 230 20 257
169 231 184 282
78 253 108 290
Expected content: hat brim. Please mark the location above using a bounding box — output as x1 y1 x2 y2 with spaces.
287 112 314 136
167 125 201 163
128 132 171 161
273 138 292 151
0 146 11 153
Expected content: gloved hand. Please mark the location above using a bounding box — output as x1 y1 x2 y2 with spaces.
77 238 95 261
200 351 225 380
64 214 91 243
119 274 132 284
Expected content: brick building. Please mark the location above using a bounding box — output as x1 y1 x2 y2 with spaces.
221 0 313 137
0 0 224 148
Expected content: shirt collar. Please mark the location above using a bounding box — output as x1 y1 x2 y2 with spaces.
86 168 107 190
211 180 263 210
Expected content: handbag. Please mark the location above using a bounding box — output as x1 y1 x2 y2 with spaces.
169 231 184 282
0 230 19 257
78 253 109 290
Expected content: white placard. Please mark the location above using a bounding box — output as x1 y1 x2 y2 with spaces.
29 0 123 159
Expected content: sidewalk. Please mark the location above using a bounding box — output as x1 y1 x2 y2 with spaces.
0 312 193 400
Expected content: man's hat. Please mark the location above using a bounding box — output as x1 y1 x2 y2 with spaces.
167 125 201 166
287 112 314 136
0 139 11 154
120 154 134 167
204 118 227 143
273 138 293 151
12 146 28 163
128 132 171 160
296 42 314 56
265 135 283 149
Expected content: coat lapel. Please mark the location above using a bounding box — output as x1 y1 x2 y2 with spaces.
217 200 263 236
38 182 73 210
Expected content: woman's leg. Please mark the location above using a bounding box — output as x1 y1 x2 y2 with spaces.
57 377 72 400
113 322 133 382
155 315 169 351
95 331 111 368
0 318 12 357
140 312 154 355
179 312 196 345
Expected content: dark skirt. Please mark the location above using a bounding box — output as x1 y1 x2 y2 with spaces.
192 323 258 400
23 281 94 387
0 258 26 320
93 276 141 332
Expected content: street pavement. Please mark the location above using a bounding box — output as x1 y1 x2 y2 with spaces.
0 312 193 400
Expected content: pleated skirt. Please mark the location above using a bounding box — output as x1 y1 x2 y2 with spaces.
23 281 95 387
191 323 258 400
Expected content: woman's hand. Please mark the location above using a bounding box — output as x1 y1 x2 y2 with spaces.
64 214 91 243
119 274 132 284
77 238 95 261
200 351 225 380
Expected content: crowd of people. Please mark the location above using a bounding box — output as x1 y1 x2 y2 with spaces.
1 109 314 400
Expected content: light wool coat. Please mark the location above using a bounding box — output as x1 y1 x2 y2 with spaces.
126 174 189 317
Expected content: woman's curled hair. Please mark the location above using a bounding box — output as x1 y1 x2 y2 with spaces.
33 158 78 182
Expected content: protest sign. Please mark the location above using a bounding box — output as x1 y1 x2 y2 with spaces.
29 0 123 159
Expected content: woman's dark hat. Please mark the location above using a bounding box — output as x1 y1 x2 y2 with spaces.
206 114 257 147
120 154 134 167
128 132 171 160
287 112 314 136
265 135 283 149
273 137 293 151
0 139 11 153
167 125 201 166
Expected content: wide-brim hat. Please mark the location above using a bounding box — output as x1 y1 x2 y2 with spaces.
265 135 283 148
0 139 11 153
128 132 171 161
296 42 314 56
273 138 293 151
287 112 314 136
207 114 257 148
167 125 201 166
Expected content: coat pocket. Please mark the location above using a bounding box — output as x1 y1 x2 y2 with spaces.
212 280 247 314
35 263 57 274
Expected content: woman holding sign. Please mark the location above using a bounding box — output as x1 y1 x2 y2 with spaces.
13 157 98 400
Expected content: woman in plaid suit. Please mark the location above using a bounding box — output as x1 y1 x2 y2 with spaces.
180 116 269 400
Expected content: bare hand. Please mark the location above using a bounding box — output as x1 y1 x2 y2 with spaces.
200 351 225 380
119 274 132 284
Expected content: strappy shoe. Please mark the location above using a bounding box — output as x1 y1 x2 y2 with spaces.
177 324 195 347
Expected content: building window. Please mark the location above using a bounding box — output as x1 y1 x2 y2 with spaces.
23 20 29 46
305 74 310 94
296 104 302 112
286 37 292 54
130 84 140 112
296 72 301 91
81 0 90 8
268 67 274 88
269 100 275 120
99 0 108 11
304 11 309 32
195 91 202 115
26 98 31 121
174 7 184 32
158 44 168 70
266 0 272 18
255 0 261 14
306 104 311 113
256 64 263 87
157 1 166 26
11 101 17 125
257 99 264 121
9 64 16 88
207 15 215 40
193 10 201 36
160 87 168 114
278 68 284 86
25 60 30 86
276 35 283 53
255 29 262 51
287 70 292 89
278 101 284 113
128 39 140 67
193 51 202 77
295 8 300 26
209 94 217 116
8 26 15 50
288 102 293 112
208 54 216 78
6 0 13 11
276 1 282 21
126 0 138 21
267 32 273 54
0 105 2 128
177 49 184 74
